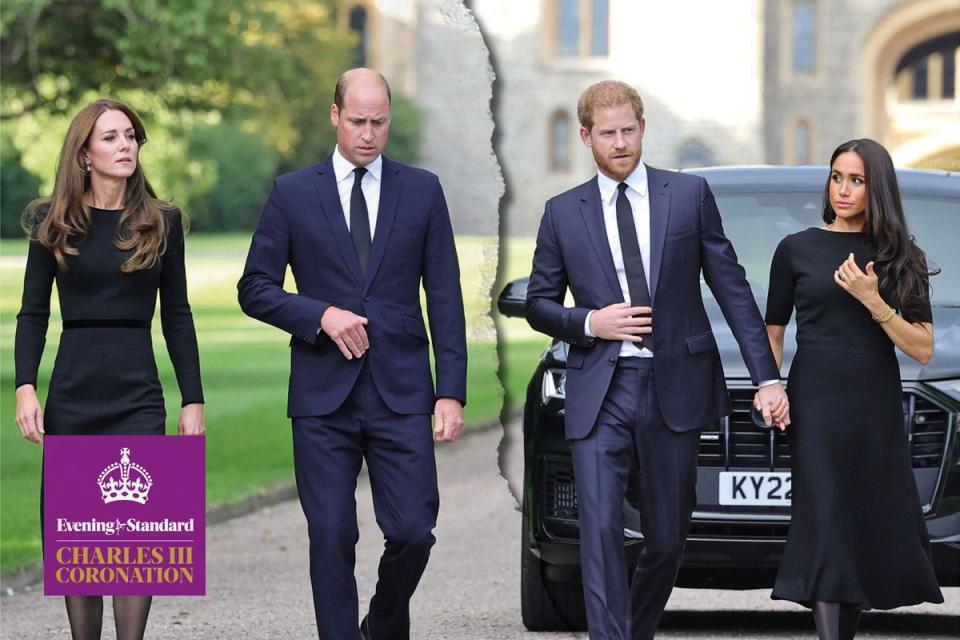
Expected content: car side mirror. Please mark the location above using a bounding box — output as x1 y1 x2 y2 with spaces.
497 277 529 318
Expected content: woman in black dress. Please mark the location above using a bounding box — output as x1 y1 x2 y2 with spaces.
14 99 204 640
762 139 943 639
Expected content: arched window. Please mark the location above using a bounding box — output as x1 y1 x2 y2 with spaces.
676 139 714 169
549 111 571 172
791 0 816 74
794 120 811 165
349 5 368 67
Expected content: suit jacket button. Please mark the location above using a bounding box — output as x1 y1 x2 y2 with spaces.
363 296 370 302
608 357 616 365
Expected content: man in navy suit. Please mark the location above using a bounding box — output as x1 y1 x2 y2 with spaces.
525 80 790 639
238 68 467 640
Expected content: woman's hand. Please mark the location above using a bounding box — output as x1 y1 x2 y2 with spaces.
834 252 934 364
753 387 789 431
834 253 881 307
178 403 205 436
15 384 44 444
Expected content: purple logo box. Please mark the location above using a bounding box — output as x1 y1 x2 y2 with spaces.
43 435 205 596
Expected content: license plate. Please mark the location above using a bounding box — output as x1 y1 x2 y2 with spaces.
718 471 791 506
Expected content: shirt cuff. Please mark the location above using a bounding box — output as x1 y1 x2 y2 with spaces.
584 310 596 338
758 379 781 388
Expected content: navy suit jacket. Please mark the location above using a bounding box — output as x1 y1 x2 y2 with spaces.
238 154 467 417
526 165 778 438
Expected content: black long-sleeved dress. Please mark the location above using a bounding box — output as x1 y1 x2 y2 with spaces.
766 227 942 609
15 206 203 434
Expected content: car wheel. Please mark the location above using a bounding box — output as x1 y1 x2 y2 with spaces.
520 498 587 631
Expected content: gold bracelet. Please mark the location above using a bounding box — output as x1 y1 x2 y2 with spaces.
873 307 896 323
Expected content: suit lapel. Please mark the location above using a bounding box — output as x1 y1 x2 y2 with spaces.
646 164 671 301
364 157 402 293
315 157 364 287
578 178 623 301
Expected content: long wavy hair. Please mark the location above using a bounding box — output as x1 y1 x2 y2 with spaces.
23 99 170 272
822 139 939 320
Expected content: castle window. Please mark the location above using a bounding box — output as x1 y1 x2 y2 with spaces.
791 0 816 74
590 0 609 56
944 47 955 99
555 0 609 58
349 5 368 67
896 31 960 101
550 111 571 172
557 0 581 57
794 121 811 165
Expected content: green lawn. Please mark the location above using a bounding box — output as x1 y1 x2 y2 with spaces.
0 232 548 573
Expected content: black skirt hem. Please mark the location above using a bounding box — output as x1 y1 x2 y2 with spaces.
770 589 945 611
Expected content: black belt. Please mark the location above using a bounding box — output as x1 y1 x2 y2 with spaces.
63 319 151 330
615 357 654 369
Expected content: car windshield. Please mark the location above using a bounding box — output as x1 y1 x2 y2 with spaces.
712 190 960 306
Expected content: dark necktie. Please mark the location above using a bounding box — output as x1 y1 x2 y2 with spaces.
615 182 653 351
350 167 371 275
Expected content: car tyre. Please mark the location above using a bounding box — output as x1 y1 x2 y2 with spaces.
521 498 587 631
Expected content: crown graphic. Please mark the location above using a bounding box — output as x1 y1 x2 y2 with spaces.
98 448 153 505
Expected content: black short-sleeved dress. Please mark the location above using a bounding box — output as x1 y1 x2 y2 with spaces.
14 207 204 436
765 227 943 610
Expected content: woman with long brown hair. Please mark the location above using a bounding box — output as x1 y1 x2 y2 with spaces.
14 99 204 640
763 139 943 639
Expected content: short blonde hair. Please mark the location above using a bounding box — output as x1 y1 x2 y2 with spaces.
577 80 644 130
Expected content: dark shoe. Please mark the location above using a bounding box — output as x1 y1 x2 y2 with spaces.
360 615 372 640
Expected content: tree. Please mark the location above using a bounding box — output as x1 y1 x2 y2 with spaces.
1 1 354 123
2 0 247 119
1 0 422 230
187 117 278 230
1 130 42 237
385 96 423 166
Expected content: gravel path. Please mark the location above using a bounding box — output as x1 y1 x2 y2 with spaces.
1 425 955 639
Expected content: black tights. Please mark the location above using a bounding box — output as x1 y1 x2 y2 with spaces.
65 595 152 640
813 601 861 640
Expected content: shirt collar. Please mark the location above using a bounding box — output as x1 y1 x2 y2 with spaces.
333 145 383 184
597 163 648 205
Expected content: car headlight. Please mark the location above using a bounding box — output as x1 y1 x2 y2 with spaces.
541 368 566 402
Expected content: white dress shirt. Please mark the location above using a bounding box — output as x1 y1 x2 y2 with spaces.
584 164 653 358
582 164 780 387
317 148 383 337
332 145 382 237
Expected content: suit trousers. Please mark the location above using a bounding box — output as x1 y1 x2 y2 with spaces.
571 358 700 640
292 360 439 640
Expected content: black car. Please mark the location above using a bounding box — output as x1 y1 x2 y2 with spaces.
498 166 960 631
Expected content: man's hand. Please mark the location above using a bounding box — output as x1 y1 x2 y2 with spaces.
434 397 464 442
15 384 44 445
589 302 652 342
178 403 206 436
754 383 790 431
320 306 369 359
